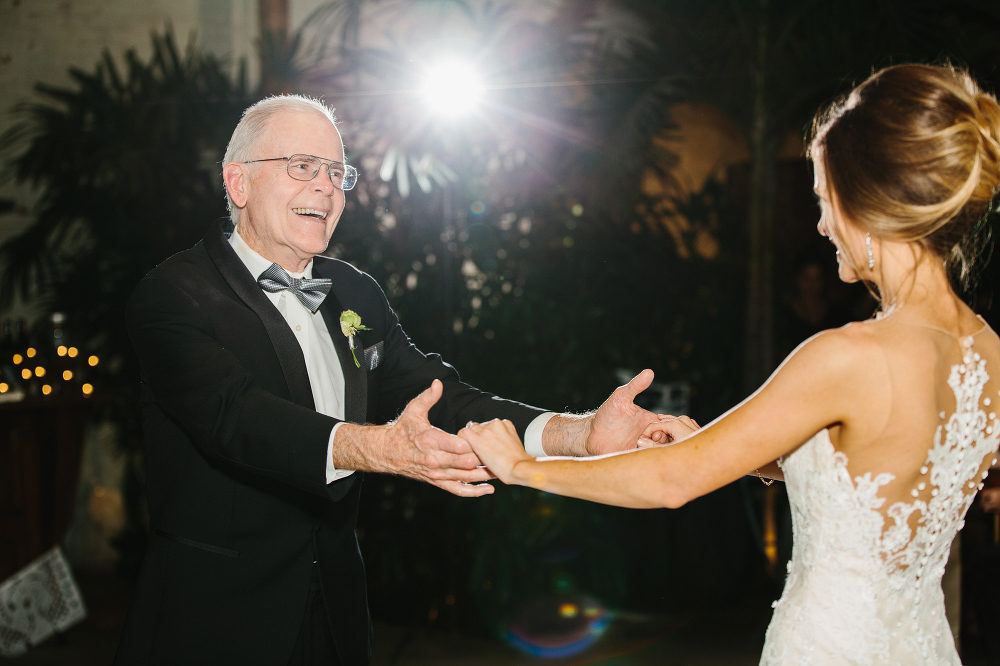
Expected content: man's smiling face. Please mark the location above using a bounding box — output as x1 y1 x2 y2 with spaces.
238 109 347 271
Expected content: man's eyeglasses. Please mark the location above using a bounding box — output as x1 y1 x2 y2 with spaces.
244 154 359 191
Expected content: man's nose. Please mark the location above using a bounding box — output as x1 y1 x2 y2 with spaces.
313 168 336 194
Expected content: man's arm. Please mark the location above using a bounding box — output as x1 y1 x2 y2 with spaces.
332 380 493 497
127 276 336 496
129 276 490 499
538 370 665 457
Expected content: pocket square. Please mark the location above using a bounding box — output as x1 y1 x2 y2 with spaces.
363 341 384 371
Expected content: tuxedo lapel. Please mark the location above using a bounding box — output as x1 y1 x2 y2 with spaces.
203 220 316 410
313 262 368 425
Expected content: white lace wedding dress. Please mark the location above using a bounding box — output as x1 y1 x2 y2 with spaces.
760 322 1000 665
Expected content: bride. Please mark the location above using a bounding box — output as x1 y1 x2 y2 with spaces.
460 63 1000 664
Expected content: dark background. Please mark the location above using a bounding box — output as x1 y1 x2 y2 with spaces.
2 0 1000 661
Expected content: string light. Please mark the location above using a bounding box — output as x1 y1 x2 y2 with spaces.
57 346 67 356
41 384 52 395
26 348 36 358
67 347 78 358
88 355 99 367
81 383 94 396
0 383 8 393
34 367 46 378
63 370 73 380
21 369 31 380
12 354 22 364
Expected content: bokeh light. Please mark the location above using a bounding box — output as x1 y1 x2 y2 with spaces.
88 355 99 366
57 345 67 356
26 347 36 358
12 354 22 364
34 366 45 377
67 347 79 358
41 384 52 395
63 370 73 380
420 60 484 118
21 369 31 380
0 383 8 393
82 383 94 396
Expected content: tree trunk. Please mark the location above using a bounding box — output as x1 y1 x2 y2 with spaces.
259 0 290 95
742 0 778 397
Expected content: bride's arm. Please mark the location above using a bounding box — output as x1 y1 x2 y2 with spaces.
460 326 883 509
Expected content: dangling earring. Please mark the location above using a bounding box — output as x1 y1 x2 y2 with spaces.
866 233 875 269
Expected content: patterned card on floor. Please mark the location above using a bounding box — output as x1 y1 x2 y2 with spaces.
0 546 87 656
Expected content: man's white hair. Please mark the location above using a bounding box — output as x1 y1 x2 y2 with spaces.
222 95 339 224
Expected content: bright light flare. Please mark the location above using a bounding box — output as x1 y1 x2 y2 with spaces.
420 61 484 118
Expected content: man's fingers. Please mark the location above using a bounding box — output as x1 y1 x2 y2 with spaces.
617 369 654 402
402 379 443 421
436 480 495 498
426 466 492 484
418 427 475 456
428 451 486 472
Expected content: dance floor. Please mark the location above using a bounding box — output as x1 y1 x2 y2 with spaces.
8 573 995 665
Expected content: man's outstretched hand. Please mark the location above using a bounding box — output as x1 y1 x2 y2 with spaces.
586 369 668 454
333 380 494 497
540 369 667 457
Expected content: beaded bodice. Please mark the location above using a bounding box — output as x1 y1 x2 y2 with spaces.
760 331 1000 665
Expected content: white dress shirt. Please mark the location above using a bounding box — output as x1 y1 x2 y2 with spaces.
229 227 551 486
230 228 353 482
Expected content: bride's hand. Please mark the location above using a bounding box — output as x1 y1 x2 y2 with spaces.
637 415 701 447
459 419 533 485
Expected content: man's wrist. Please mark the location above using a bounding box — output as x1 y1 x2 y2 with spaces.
540 412 595 457
333 422 393 474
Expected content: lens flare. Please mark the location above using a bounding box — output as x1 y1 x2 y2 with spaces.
504 594 610 658
420 61 484 118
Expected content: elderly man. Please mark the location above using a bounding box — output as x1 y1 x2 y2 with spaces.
116 95 660 665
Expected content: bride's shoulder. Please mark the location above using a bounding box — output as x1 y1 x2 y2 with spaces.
782 322 884 379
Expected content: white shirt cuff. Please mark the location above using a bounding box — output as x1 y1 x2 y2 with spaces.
523 412 555 457
326 422 355 483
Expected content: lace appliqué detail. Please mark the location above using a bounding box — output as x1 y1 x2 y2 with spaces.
760 338 999 666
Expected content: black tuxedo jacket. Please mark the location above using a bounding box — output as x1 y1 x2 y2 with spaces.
115 220 545 665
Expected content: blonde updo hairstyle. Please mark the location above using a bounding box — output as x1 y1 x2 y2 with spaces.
810 63 1000 289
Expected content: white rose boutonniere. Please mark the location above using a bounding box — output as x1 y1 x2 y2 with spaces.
340 310 372 368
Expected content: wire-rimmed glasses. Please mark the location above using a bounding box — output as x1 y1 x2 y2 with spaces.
244 154 359 191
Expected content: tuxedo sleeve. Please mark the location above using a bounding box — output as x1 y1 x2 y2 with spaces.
367 277 547 436
127 276 337 498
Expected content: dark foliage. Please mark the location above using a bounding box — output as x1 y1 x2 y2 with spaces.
0 31 253 432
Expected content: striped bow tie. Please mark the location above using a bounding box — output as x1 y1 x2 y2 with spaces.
257 263 332 313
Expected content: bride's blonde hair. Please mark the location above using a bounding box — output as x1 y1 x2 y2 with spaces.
809 63 1000 289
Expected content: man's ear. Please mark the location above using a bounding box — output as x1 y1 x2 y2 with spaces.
223 162 250 209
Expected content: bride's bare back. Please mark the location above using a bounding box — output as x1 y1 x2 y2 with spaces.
756 305 1000 663
834 311 1000 545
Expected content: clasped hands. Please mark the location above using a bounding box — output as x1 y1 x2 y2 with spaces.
461 395 702 485
362 369 701 496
